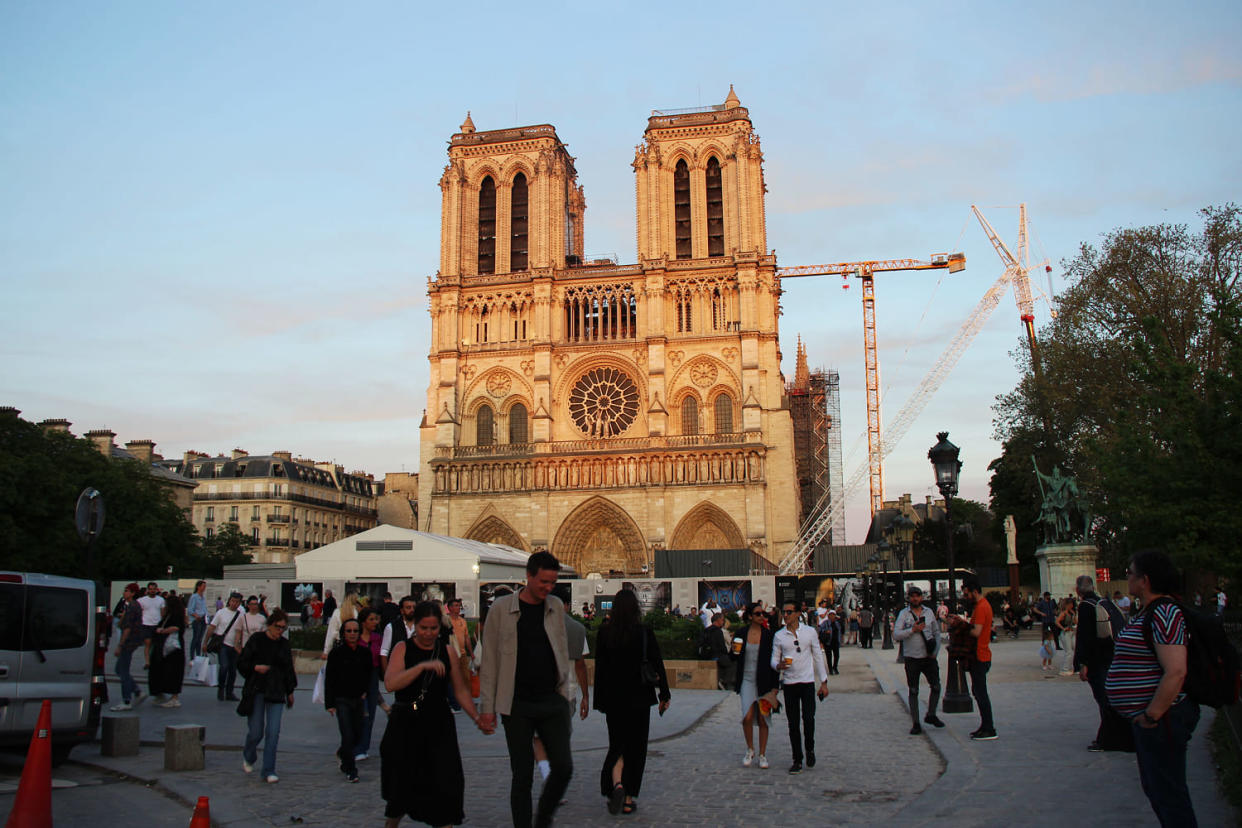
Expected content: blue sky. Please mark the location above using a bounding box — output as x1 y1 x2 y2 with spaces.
3 2 1239 543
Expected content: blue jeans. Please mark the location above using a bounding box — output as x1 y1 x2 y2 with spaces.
189 619 206 659
355 666 381 756
1133 699 1200 827
244 696 285 777
116 646 139 703
217 647 238 699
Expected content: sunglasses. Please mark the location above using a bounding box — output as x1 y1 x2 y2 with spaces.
271 623 288 630
783 609 797 615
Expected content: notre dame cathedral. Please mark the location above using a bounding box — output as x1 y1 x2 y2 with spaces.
417 87 802 576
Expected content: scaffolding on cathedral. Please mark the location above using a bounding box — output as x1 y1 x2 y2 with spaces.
787 340 844 549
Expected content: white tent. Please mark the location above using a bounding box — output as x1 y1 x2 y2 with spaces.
294 524 530 583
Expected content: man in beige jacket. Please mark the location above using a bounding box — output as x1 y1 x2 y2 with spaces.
478 551 572 828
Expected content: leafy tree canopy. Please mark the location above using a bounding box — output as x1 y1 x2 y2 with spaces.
990 205 1242 582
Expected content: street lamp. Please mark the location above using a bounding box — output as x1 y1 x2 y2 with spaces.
865 554 880 649
878 539 894 650
890 513 915 596
928 431 971 714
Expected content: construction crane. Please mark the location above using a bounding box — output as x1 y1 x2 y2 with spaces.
778 266 1014 574
971 204 1054 362
779 254 966 518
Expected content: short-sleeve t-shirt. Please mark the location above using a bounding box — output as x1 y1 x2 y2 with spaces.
1105 602 1187 718
514 599 557 701
971 599 993 663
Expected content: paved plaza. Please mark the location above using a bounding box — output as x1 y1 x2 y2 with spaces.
0 633 1233 827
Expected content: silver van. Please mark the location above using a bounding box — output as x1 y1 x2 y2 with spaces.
0 572 109 764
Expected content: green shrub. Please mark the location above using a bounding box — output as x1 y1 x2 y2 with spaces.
290 625 327 651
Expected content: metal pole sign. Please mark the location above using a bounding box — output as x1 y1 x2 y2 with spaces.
75 488 105 542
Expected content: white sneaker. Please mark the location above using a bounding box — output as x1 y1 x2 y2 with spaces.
265 774 279 784
243 759 254 774
758 755 769 769
742 749 754 767
155 698 181 708
109 702 132 712
354 752 367 761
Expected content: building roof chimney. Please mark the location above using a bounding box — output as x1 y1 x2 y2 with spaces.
38 418 72 433
231 448 249 460
84 429 116 457
126 439 156 465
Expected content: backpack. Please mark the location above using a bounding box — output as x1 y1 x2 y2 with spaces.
1086 597 1126 641
697 628 715 660
1141 597 1241 709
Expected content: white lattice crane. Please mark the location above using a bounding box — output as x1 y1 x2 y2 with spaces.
971 204 1055 360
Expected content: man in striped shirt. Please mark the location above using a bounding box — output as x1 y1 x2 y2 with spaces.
1105 550 1200 827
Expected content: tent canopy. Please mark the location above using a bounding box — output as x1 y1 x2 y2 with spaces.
294 524 530 582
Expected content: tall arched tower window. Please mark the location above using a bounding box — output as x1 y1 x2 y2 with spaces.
511 173 528 272
706 156 724 257
477 404 495 446
681 396 699 435
674 160 691 260
478 176 496 274
714 393 733 433
509 403 528 444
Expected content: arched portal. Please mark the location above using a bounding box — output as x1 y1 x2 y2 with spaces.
669 501 745 550
552 496 646 575
465 514 527 552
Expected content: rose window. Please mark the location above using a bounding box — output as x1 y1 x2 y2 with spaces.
568 367 639 439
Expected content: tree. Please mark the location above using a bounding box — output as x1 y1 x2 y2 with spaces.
990 205 1242 582
0 413 200 581
198 523 253 577
911 498 1002 573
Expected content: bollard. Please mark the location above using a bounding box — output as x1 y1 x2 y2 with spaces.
164 724 206 771
100 714 140 757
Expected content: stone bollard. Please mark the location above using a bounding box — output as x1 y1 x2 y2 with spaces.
101 714 140 757
164 724 206 771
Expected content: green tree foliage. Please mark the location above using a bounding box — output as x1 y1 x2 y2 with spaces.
910 498 1002 573
199 522 254 577
0 413 247 581
990 205 1242 581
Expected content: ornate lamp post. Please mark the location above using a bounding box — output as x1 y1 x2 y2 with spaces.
878 539 894 650
890 513 915 596
929 431 972 713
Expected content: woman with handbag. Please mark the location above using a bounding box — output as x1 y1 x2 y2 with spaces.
380 600 483 827
149 594 186 708
593 589 670 816
732 601 778 769
237 609 297 783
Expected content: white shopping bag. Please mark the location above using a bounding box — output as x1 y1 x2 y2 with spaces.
311 666 326 705
188 655 217 686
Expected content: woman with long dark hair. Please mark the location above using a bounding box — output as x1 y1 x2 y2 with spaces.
732 601 778 769
354 607 388 760
325 617 372 783
150 593 186 707
381 600 484 827
593 589 670 815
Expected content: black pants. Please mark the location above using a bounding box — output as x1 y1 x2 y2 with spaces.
599 703 653 799
903 656 941 725
782 682 817 762
859 627 873 648
825 641 840 673
333 697 363 775
967 660 993 730
1086 661 1134 751
501 694 573 828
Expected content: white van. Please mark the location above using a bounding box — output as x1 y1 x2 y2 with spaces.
0 572 110 764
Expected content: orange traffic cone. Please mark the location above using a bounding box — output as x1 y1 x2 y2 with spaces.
187 796 211 828
5 699 52 828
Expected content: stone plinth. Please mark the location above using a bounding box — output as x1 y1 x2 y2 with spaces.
164 724 205 771
1035 543 1099 598
100 714 140 757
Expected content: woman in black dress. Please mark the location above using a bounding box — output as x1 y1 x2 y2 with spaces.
150 594 186 708
381 600 484 828
593 589 671 815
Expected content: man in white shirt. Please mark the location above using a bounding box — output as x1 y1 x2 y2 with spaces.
1218 589 1228 616
1114 591 1132 618
771 600 830 774
379 596 418 673
205 592 243 701
137 582 165 668
700 598 719 628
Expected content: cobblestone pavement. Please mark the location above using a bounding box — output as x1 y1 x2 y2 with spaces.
2 634 1235 826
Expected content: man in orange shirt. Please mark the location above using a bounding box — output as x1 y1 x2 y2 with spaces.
956 577 996 740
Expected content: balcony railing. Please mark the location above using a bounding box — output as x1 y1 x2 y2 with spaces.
437 432 757 460
266 538 290 547
266 514 291 523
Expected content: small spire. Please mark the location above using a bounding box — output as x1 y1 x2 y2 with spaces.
794 335 809 390
724 84 740 109
460 111 476 134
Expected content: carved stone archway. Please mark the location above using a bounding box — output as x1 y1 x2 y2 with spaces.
552 496 646 575
465 514 527 552
668 501 745 550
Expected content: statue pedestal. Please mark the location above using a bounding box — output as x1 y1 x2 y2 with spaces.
1035 543 1098 598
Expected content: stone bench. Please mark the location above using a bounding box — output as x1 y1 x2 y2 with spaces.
164 724 206 771
100 714 140 757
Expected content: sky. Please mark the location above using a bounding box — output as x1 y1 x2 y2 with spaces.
3 2 1239 544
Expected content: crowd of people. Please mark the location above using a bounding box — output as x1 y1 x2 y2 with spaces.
106 548 1228 828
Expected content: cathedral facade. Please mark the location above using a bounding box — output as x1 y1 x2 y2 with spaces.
417 88 801 576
